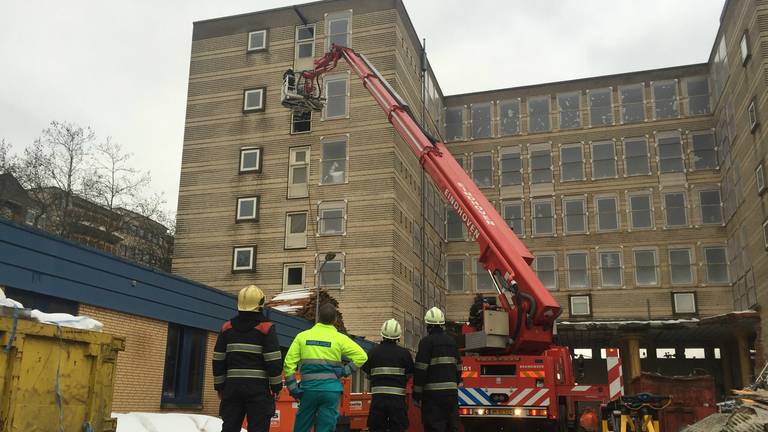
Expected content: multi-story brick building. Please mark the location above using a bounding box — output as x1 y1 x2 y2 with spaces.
176 0 767 395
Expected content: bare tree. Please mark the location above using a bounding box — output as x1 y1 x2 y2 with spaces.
89 137 151 211
0 139 12 173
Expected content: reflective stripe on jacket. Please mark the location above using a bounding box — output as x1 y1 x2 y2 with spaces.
361 340 414 397
413 327 461 400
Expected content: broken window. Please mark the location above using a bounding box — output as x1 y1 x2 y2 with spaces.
558 92 581 129
633 249 658 285
502 201 524 235
686 77 710 115
560 144 584 181
653 80 679 119
283 263 305 291
691 131 717 170
534 254 556 290
629 193 653 229
669 249 693 285
499 99 521 135
445 106 464 141
657 131 684 173
592 141 616 178
620 84 645 123
291 110 311 134
596 196 619 231
567 252 589 289
471 103 492 139
563 197 586 234
500 147 522 186
530 146 552 184
321 137 347 184
599 251 622 287
533 200 554 235
528 96 550 132
664 192 688 227
472 152 493 188
624 137 650 176
589 87 613 126
324 75 348 119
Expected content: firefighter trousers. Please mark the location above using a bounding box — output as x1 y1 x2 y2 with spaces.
219 383 275 432
294 390 342 432
421 393 459 432
368 394 409 432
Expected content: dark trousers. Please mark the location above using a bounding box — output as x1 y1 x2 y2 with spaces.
368 394 409 432
219 383 275 432
421 393 459 432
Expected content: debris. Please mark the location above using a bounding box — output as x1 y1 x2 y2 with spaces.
113 412 242 432
267 289 346 332
682 389 768 431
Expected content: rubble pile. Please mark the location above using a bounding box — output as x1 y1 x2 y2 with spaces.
683 390 768 432
267 289 346 333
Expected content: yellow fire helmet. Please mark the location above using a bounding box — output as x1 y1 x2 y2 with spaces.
238 285 266 312
380 318 402 340
424 307 445 325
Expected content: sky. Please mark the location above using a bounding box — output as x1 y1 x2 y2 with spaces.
0 0 726 214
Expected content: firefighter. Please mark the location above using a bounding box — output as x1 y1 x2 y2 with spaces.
413 307 462 432
362 319 414 432
213 285 283 432
284 303 368 432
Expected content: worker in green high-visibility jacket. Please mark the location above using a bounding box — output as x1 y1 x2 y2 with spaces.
284 303 368 432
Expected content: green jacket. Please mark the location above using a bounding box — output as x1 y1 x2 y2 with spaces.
284 323 368 392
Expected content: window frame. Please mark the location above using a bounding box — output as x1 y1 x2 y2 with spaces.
318 200 347 236
662 191 688 228
446 257 466 292
619 83 646 124
684 76 711 116
239 147 263 174
470 102 493 139
235 196 260 222
502 200 524 237
633 248 658 286
232 246 256 272
749 98 759 133
598 250 623 288
740 30 751 66
499 146 522 186
628 191 654 230
557 91 582 130
560 143 585 182
690 130 718 170
588 87 613 127
243 88 266 112
757 163 766 194
534 253 557 291
591 140 617 179
623 137 651 176
698 189 723 225
247 29 268 52
283 263 306 291
527 95 551 133
656 131 685 173
472 151 494 188
703 246 728 284
320 135 349 185
446 208 466 241
295 24 316 60
652 79 679 120
563 195 587 235
317 253 345 289
532 198 555 237
325 10 352 50
474 257 495 293
498 98 521 136
595 194 619 232
288 146 310 199
285 211 308 249
529 143 553 184
161 323 207 408
566 251 590 290
323 73 350 120
669 248 695 286
569 295 592 317
672 292 697 315
291 110 312 134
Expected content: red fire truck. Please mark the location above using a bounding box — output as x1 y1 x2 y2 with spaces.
280 45 625 431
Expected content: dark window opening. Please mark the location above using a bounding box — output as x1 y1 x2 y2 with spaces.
162 323 207 408
292 111 311 134
481 364 517 376
3 287 78 315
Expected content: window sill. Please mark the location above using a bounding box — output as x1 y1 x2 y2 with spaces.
236 218 260 223
239 169 263 174
232 268 256 274
243 108 265 114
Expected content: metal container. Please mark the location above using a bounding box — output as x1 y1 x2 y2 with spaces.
631 372 716 432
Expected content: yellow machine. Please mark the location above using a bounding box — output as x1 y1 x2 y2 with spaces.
601 394 671 432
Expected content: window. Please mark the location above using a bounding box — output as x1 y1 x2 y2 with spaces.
288 146 310 198
239 148 262 173
558 92 581 129
569 295 591 317
567 252 589 289
699 190 722 224
596 196 619 231
704 247 728 283
446 209 465 241
475 257 494 292
499 99 521 135
563 197 586 234
663 192 687 227
633 249 657 285
629 193 653 229
534 254 556 290
471 103 492 139
500 147 522 186
591 141 616 179
528 96 550 132
757 164 766 194
318 201 346 235
620 84 645 123
712 36 730 100
243 88 265 112
657 132 684 173
763 220 768 250
653 80 678 119
686 77 710 115
560 144 584 181
291 110 311 134
321 137 347 184
232 246 256 272
669 249 693 285
283 264 305 291
530 145 552 184
325 11 351 48
599 251 622 287
445 106 465 141
285 212 308 249
318 254 344 288
324 75 348 119
502 201 524 235
236 197 259 221
247 30 267 51
447 258 466 292
472 152 493 188
295 25 315 59
624 138 650 176
740 31 751 65
691 131 717 170
589 87 613 126
162 323 206 407
749 99 759 132
532 200 554 236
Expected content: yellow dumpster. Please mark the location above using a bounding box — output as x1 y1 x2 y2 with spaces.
0 311 125 432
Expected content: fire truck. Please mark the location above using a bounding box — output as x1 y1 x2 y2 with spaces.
280 45 625 431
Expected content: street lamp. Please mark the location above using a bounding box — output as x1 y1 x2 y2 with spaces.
315 252 337 323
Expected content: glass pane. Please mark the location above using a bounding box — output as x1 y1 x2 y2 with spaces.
561 146 583 181
320 261 342 286
571 297 590 315
658 136 683 173
239 199 255 218
528 96 550 132
558 93 581 129
500 151 522 186
630 196 652 228
329 19 348 36
565 200 585 232
447 209 465 240
298 42 314 58
287 267 303 285
246 90 262 109
664 193 687 226
241 151 259 170
292 166 307 184
297 26 314 40
447 260 464 292
499 100 520 135
534 202 553 234
236 249 252 268
687 78 710 115
670 250 692 284
600 253 621 286
568 254 588 288
471 104 492 138
504 204 523 234
620 85 645 123
692 133 717 169
654 81 679 119
472 153 492 187
186 330 205 398
476 259 495 292
589 88 613 126
249 32 265 49
162 324 181 398
597 198 618 230
700 191 722 224
321 209 344 234
289 213 307 234
531 150 552 183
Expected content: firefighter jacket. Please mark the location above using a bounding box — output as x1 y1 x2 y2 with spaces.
212 311 283 394
284 322 368 392
413 327 461 401
361 340 414 396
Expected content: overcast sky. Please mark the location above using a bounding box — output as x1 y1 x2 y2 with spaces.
0 0 725 214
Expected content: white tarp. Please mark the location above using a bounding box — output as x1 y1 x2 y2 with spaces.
0 289 103 331
113 413 245 432
0 289 23 309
